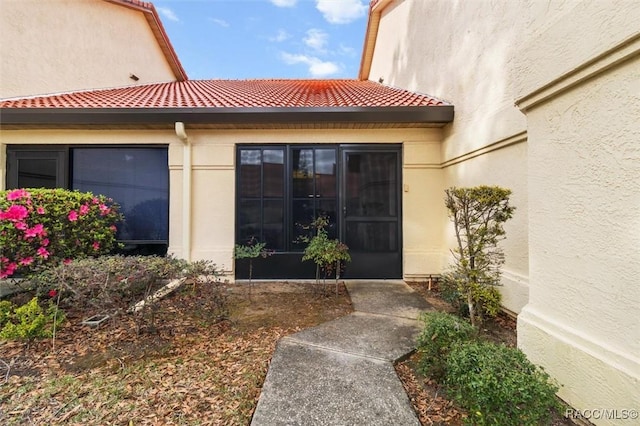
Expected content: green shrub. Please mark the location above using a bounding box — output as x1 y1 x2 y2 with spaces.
29 255 186 313
445 341 560 426
0 300 13 326
416 312 476 380
440 277 502 321
0 297 65 341
0 188 123 278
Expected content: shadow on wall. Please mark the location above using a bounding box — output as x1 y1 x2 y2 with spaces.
384 0 526 159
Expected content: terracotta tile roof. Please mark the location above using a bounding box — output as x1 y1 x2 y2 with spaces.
103 0 187 81
0 80 448 109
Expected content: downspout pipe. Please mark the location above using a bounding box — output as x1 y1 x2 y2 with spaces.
175 122 191 261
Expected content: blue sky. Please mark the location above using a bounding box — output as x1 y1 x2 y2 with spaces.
153 0 370 80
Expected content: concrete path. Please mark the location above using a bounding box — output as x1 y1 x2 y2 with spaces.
251 280 434 426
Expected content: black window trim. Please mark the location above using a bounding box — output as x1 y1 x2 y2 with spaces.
6 144 170 246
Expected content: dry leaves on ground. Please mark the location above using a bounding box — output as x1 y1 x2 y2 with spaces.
0 282 353 425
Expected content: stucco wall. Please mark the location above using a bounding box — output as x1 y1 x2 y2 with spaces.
368 0 530 312
0 0 176 98
514 1 640 422
0 126 444 280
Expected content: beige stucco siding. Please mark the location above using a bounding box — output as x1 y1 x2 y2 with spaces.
442 138 529 313
368 0 530 313
514 5 640 416
0 126 445 280
368 0 639 419
0 0 177 99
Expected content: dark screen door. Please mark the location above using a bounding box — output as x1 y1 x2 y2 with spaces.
341 148 402 278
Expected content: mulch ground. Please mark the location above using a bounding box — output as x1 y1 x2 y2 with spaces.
0 281 353 425
1 280 574 425
399 281 574 426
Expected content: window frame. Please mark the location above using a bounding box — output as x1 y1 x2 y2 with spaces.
236 144 339 253
5 144 170 248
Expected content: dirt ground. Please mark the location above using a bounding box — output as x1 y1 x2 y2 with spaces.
1 280 572 425
0 281 353 425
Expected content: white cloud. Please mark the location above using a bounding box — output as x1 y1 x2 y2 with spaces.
315 0 367 24
303 29 329 51
269 29 291 42
281 52 340 77
338 43 357 56
157 6 179 22
209 18 230 28
271 0 297 7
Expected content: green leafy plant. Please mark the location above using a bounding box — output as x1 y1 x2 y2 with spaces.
445 341 561 426
0 188 123 278
443 186 515 326
301 216 351 295
416 312 476 380
0 300 13 326
234 237 273 286
0 296 65 342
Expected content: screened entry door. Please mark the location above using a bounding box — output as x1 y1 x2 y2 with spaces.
341 148 402 278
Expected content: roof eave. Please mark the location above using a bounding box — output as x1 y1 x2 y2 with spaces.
358 0 394 81
0 106 454 127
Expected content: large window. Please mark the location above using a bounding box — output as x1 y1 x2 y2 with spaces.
238 148 285 249
72 148 169 243
236 146 338 252
6 146 169 254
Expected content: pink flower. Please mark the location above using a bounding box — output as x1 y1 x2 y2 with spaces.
80 204 90 215
37 206 46 214
14 221 28 230
109 225 118 232
6 189 30 201
37 247 50 259
19 257 34 266
41 238 50 247
0 205 28 221
68 210 78 221
63 258 73 265
4 262 17 275
24 223 45 238
92 197 100 205
92 241 100 251
48 289 58 298
99 204 111 216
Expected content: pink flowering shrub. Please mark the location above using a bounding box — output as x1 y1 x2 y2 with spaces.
0 188 123 278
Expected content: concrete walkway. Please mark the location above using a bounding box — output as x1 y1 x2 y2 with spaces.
251 280 434 426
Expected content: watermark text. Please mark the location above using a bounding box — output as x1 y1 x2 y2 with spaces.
566 408 639 421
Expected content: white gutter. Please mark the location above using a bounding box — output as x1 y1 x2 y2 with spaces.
175 122 191 261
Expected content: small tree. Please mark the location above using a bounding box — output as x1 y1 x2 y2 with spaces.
443 186 515 326
234 237 272 297
302 216 350 295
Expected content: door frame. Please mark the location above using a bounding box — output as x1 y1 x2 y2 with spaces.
234 143 403 279
339 144 403 279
